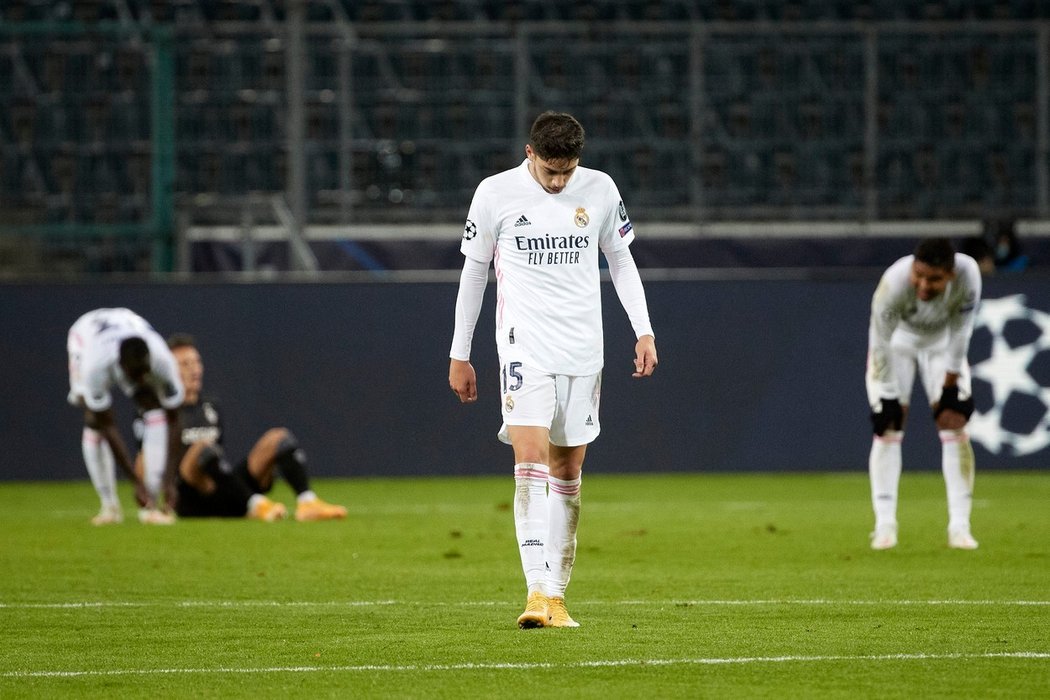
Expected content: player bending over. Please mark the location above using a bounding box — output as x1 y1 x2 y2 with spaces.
866 238 981 550
67 308 183 525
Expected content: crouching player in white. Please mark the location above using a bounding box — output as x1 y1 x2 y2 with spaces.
67 307 184 525
866 238 981 550
449 112 658 628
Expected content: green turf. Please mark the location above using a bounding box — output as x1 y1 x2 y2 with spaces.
0 472 1048 698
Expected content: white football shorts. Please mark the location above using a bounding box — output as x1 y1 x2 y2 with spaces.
870 329 973 408
495 359 602 447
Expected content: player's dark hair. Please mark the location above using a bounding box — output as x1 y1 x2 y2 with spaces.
167 332 197 351
914 237 955 271
118 336 150 377
529 111 585 161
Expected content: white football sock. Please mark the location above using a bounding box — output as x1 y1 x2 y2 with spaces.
869 431 903 529
940 430 975 532
140 409 169 502
513 463 549 594
545 475 581 599
82 427 119 509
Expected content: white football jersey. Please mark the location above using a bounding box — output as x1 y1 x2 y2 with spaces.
67 307 184 412
867 253 981 401
461 159 635 375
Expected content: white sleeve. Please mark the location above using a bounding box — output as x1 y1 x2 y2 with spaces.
149 341 186 410
605 246 654 339
945 257 982 373
866 274 902 405
449 256 490 361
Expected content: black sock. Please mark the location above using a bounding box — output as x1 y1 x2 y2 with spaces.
275 433 311 495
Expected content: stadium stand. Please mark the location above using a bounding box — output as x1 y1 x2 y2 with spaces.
0 1 1048 273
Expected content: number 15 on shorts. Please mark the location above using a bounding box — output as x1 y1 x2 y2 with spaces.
502 362 523 392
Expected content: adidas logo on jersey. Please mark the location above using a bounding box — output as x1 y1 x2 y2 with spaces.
514 215 531 227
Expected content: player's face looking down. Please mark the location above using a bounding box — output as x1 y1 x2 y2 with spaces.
120 357 151 386
909 260 955 301
172 345 203 402
526 144 578 194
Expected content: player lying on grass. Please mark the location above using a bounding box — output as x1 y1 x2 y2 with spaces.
67 307 183 526
132 333 347 522
866 237 981 551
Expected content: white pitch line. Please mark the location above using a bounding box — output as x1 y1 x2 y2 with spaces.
3 652 1049 679
2 599 1049 610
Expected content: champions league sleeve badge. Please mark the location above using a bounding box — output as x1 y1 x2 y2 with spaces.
463 219 477 240
574 208 590 228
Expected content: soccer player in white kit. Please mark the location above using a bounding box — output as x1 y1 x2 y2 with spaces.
67 308 185 525
449 112 658 628
866 238 982 550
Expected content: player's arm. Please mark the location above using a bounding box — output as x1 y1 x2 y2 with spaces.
449 256 489 403
936 260 982 427
944 260 981 387
604 246 657 377
867 277 904 434
150 346 186 510
86 407 153 508
162 408 182 510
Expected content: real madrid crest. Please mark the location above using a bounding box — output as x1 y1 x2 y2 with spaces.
505 394 515 412
574 207 590 228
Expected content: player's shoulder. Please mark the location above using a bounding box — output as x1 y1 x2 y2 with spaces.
477 161 526 192
574 164 617 191
954 252 981 277
873 255 912 302
882 255 913 283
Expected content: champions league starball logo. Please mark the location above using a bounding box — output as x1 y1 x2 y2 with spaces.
968 295 1050 456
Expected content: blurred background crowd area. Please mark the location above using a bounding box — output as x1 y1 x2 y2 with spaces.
0 0 1047 275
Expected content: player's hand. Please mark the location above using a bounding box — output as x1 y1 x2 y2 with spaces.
449 359 478 403
934 385 974 429
133 479 153 509
870 398 904 436
633 335 658 378
163 479 179 513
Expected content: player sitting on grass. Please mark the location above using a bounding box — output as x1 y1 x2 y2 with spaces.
133 333 347 522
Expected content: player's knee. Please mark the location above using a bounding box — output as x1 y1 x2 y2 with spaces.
275 429 298 455
195 443 232 477
935 411 968 431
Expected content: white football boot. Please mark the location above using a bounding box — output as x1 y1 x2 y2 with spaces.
870 522 898 550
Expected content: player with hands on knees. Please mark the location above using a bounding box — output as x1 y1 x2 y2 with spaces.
866 238 981 551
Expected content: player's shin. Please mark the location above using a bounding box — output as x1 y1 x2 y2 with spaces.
274 432 311 496
140 409 169 501
82 427 119 509
940 430 975 533
513 463 550 593
869 431 903 530
545 476 581 598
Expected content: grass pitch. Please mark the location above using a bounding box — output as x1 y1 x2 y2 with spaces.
0 471 1048 698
